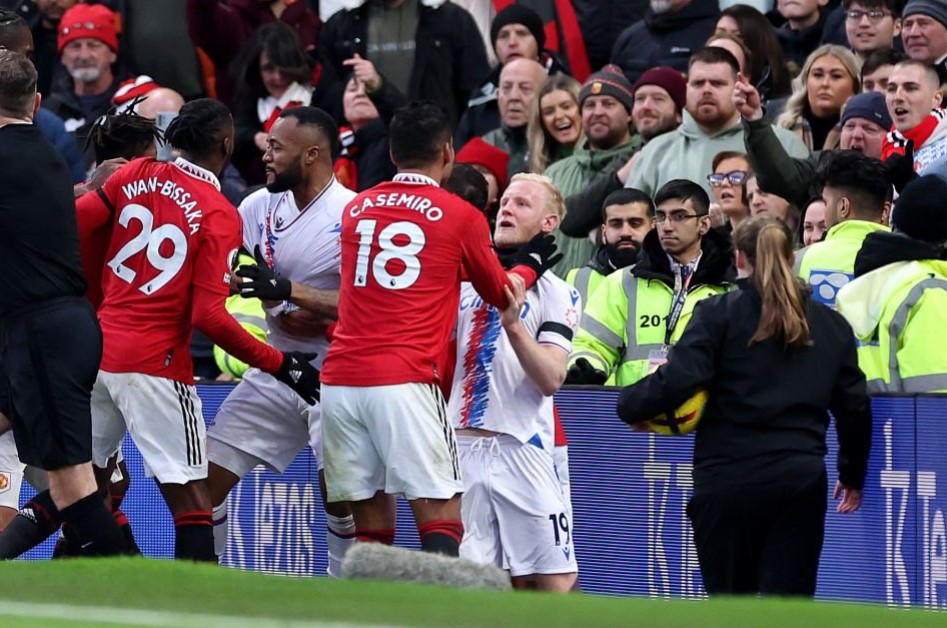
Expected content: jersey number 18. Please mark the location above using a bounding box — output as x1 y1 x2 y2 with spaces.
353 219 426 290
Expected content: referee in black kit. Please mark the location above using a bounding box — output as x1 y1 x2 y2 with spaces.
0 50 125 557
617 216 872 597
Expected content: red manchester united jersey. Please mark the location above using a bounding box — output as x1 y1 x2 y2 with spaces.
321 173 533 387
76 157 282 383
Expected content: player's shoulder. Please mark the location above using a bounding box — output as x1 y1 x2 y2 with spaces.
237 185 276 214
538 272 580 305
109 156 159 182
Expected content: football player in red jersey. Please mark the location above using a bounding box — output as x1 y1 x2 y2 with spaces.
320 101 560 557
72 99 321 561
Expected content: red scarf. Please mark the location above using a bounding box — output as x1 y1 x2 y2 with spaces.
262 100 304 133
333 126 359 191
883 110 943 160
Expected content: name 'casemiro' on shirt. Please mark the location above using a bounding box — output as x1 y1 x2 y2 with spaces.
348 192 444 222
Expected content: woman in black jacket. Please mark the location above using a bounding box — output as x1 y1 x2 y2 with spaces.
617 216 872 597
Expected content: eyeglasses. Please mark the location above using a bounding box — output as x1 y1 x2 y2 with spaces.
706 171 747 187
845 9 893 22
654 209 703 224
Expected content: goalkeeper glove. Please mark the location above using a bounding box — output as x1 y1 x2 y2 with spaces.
510 233 563 279
274 351 321 405
564 358 608 386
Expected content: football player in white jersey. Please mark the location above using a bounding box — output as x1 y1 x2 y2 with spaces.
206 107 356 575
449 173 580 592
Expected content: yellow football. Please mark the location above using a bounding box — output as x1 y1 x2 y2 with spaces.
645 388 709 436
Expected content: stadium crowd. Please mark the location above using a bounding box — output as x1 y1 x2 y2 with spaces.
0 0 943 598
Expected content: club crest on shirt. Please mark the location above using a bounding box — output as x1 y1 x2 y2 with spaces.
0 473 9 493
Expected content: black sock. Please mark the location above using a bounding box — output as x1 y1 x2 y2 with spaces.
0 490 62 559
174 511 215 561
60 493 127 557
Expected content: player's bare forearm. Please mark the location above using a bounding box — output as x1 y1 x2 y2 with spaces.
504 321 568 396
288 284 339 320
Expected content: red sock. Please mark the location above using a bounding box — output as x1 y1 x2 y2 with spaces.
110 492 125 513
356 528 395 545
418 519 463 556
112 508 129 528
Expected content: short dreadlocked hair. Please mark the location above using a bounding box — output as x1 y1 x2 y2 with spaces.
164 98 232 160
85 96 160 162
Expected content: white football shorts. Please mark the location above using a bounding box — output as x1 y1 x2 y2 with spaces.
458 434 578 577
321 383 462 503
91 371 205 485
207 367 322 477
0 431 24 511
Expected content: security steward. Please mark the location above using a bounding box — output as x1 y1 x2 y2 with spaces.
837 174 947 393
794 151 889 308
567 179 734 386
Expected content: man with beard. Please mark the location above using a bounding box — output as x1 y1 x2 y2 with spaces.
204 106 358 574
610 0 718 84
564 188 655 313
567 179 734 386
626 47 808 198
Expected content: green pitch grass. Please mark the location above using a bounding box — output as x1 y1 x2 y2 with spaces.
0 558 939 627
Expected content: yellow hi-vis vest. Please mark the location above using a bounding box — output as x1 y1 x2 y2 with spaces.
836 259 947 393
565 265 610 313
569 268 730 386
795 220 888 308
214 254 269 379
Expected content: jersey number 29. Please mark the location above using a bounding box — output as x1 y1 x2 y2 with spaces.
107 203 188 294
354 219 426 290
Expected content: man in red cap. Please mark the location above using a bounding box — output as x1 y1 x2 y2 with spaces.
43 2 126 168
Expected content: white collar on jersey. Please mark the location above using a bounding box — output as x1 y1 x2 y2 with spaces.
173 157 221 192
393 172 440 187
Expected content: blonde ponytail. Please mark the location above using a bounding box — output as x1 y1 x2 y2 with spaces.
735 217 813 349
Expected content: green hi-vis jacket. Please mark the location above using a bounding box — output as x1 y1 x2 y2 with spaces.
214 254 268 379
794 220 889 308
837 259 947 394
569 229 735 387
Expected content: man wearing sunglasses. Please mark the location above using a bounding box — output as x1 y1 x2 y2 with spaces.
568 179 734 387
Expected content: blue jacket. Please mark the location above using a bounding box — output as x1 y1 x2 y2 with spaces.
35 108 86 183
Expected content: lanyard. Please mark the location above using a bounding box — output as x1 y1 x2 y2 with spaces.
664 266 693 347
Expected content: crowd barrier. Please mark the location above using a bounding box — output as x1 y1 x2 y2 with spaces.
21 386 947 607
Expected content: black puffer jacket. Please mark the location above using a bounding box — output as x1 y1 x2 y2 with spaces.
316 0 487 125
610 0 718 84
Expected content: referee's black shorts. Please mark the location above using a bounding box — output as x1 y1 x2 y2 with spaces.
0 297 102 470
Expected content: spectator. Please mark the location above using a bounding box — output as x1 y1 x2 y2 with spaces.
186 0 320 105
617 215 871 597
746 170 801 237
546 65 642 275
776 0 832 72
626 47 809 199
455 136 509 218
482 57 547 180
231 21 315 186
611 0 719 85
740 82 891 208
574 0 646 72
716 4 793 101
708 151 751 234
0 7 85 182
882 59 947 178
901 0 947 77
27 0 75 97
316 0 487 126
775 45 860 152
795 151 890 307
837 174 947 393
455 4 570 149
566 179 735 386
802 197 828 244
43 2 127 168
843 0 903 63
860 48 907 92
564 188 655 310
706 32 752 78
555 66 686 271
527 74 583 174
333 54 407 191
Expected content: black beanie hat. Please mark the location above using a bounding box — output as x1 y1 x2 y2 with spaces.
891 174 947 243
490 4 546 52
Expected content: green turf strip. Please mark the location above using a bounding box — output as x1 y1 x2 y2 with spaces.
0 558 940 627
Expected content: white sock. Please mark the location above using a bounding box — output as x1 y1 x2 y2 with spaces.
325 512 356 578
212 499 228 558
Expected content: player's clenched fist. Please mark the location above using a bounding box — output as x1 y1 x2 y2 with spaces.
237 245 292 301
511 233 562 278
274 351 321 405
